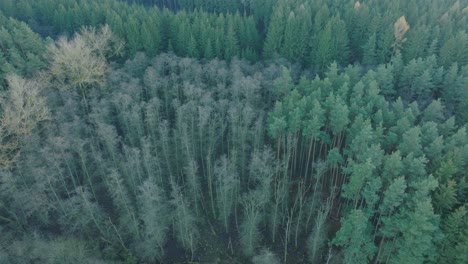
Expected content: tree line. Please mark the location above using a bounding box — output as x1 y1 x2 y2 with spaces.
2 0 467 69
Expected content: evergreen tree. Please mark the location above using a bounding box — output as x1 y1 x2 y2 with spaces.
313 22 333 71
437 206 468 264
391 177 441 264
362 33 377 65
125 16 142 56
263 3 285 59
333 209 376 264
224 19 240 60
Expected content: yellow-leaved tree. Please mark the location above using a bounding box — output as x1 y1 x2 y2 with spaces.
393 16 410 55
47 25 124 92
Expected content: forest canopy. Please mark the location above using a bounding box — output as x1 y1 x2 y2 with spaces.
0 0 467 263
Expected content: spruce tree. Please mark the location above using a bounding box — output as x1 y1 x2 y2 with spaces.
263 3 285 59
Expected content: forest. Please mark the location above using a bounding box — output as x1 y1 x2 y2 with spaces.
0 0 467 263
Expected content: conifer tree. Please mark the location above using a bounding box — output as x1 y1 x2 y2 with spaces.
263 3 285 59
281 11 300 61
125 17 142 56
313 23 333 71
333 209 376 264
330 16 350 65
437 206 468 264
140 19 161 57
391 176 441 264
362 33 377 65
224 19 240 60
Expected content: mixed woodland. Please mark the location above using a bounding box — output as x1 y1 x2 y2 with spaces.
0 0 467 263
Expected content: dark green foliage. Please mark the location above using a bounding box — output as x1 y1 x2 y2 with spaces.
362 33 377 65
262 2 286 59
0 13 46 86
333 209 376 264
437 206 468 264
2 0 466 73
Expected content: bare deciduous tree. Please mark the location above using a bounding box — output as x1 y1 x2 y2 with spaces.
0 74 50 167
47 25 123 93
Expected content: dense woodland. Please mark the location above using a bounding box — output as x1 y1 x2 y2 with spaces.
0 0 467 263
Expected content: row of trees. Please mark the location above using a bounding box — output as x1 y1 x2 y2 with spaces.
2 0 467 69
120 0 277 28
263 0 468 68
1 0 261 61
122 0 247 14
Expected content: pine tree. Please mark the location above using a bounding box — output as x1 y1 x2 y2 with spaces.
391 176 441 264
276 66 294 95
204 37 214 59
333 209 376 264
376 17 395 64
342 159 375 208
362 177 382 215
423 99 444 123
437 206 468 264
263 3 285 59
379 176 407 215
187 33 199 58
125 16 142 56
224 19 239 60
281 11 300 61
398 126 422 157
313 23 333 71
328 95 350 137
140 19 161 57
434 180 458 213
362 33 377 65
402 26 429 62
439 31 468 68
330 16 350 65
